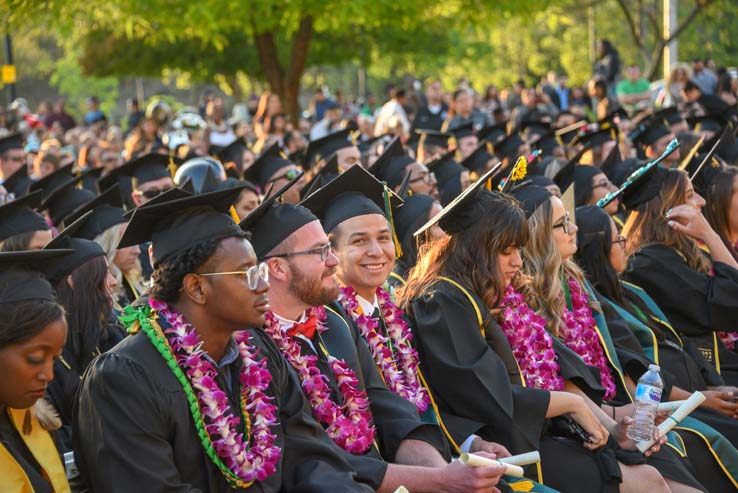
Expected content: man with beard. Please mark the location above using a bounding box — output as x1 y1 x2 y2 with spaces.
240 175 512 493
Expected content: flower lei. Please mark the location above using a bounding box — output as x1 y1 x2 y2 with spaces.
121 299 281 488
338 286 430 413
559 277 617 400
499 285 565 391
718 331 738 351
262 306 375 454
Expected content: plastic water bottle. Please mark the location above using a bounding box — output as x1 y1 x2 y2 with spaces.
627 364 663 441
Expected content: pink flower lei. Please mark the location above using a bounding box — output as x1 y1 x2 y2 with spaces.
499 285 565 391
149 298 281 484
559 277 617 400
718 331 738 351
338 286 430 413
263 306 375 454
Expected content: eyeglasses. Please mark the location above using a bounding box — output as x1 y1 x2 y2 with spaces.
592 179 611 190
137 187 171 200
552 211 572 234
613 235 627 248
263 243 332 262
409 171 436 185
199 262 269 290
267 168 301 184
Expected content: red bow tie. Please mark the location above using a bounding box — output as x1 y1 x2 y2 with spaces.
287 315 318 340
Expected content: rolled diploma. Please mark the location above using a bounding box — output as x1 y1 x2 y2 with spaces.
636 391 705 453
393 487 409 493
499 451 540 467
459 453 526 477
657 400 686 413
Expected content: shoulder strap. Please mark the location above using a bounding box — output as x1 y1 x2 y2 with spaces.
437 276 484 336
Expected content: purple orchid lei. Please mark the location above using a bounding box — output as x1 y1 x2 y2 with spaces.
338 286 430 413
499 285 565 391
149 298 281 483
719 331 738 351
559 277 617 400
263 306 375 454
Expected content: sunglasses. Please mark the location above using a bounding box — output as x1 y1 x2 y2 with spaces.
199 262 269 291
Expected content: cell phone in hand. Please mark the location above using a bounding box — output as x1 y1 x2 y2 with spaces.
568 417 594 444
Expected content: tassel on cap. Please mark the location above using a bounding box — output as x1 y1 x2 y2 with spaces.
382 182 403 259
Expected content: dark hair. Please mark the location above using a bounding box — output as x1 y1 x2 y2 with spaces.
150 233 247 303
0 231 36 252
0 300 65 348
684 80 700 93
452 89 467 101
705 167 738 262
594 79 608 91
55 256 113 369
574 206 624 305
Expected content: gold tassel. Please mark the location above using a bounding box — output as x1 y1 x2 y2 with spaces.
382 183 403 259
229 205 241 223
168 156 178 177
22 409 32 435
510 479 535 492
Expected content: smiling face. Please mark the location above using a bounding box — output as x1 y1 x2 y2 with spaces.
332 213 395 300
0 317 67 409
551 196 578 260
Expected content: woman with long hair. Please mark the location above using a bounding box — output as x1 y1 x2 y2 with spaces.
0 250 70 493
399 179 674 493
623 167 738 386
95 222 144 307
704 166 738 262
253 92 283 141
575 204 738 492
517 185 705 493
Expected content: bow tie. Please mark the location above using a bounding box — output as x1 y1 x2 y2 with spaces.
287 315 318 340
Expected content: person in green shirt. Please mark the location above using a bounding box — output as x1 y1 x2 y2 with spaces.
616 65 652 112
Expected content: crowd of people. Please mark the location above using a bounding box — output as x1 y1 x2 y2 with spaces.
2 41 738 493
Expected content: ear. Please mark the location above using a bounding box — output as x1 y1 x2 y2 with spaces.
66 274 74 289
181 273 208 305
132 191 142 207
148 244 155 270
266 257 289 282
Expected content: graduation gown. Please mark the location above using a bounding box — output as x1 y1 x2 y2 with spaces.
407 278 627 493
73 315 371 493
624 244 738 385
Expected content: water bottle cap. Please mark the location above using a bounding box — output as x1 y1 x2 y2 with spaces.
648 364 660 372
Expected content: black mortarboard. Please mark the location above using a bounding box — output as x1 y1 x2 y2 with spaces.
43 211 106 284
216 137 248 168
428 150 465 206
629 118 672 148
0 249 72 304
41 178 96 227
97 153 182 192
394 193 436 256
300 154 339 200
688 128 728 196
243 142 294 189
575 205 612 249
493 133 524 162
600 144 622 181
0 133 23 154
556 120 589 146
510 184 553 218
79 167 104 194
687 115 724 134
531 130 561 156
461 141 496 174
121 186 194 219
118 186 247 266
528 175 555 189
448 122 475 140
577 127 617 148
520 121 550 141
552 146 589 192
572 165 603 207
367 136 415 189
301 165 403 235
240 172 317 259
357 133 390 154
29 163 75 200
62 184 127 240
417 129 451 150
598 108 630 127
415 164 503 236
0 190 50 242
2 163 32 197
477 122 508 144
608 158 643 187
653 107 684 127
303 129 354 169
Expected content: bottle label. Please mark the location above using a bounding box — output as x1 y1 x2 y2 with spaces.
635 384 662 403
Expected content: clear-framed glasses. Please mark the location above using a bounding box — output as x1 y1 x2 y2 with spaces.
613 235 627 248
409 171 436 185
199 262 269 290
552 211 572 234
263 243 332 262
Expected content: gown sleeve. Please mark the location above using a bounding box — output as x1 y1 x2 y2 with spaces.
408 285 549 452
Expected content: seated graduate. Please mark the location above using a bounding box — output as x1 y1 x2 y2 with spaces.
0 250 72 493
73 186 373 492
397 169 676 493
622 164 738 385
241 170 507 493
575 204 738 492
368 136 439 200
0 190 53 251
514 182 705 493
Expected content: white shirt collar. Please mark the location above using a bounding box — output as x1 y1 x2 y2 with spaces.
272 311 307 331
356 293 379 316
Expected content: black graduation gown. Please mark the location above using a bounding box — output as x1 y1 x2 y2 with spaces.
408 279 626 493
72 321 371 493
624 244 738 385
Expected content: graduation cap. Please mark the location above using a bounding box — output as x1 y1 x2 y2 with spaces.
608 158 644 187
528 175 555 189
2 162 32 198
300 153 339 200
0 133 23 155
653 107 684 127
577 127 618 149
519 120 550 141
629 118 672 149
41 177 97 227
447 122 475 141
597 139 680 210
300 165 404 257
416 129 452 150
215 137 248 169
686 115 724 134
367 136 415 189
62 184 127 240
414 163 503 237
461 141 496 174
79 167 104 194
493 132 525 162
0 189 50 242
240 172 316 259
243 142 295 189
0 249 73 304
394 189 436 256
427 150 465 206
303 129 355 169
510 184 553 218
121 186 193 220
499 155 531 193
357 133 391 154
118 185 248 267
597 107 630 127
600 144 623 182
552 146 590 193
530 130 561 157
677 135 706 171
43 211 107 284
477 122 508 144
28 163 75 200
556 120 589 146
97 153 183 192
688 126 729 196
